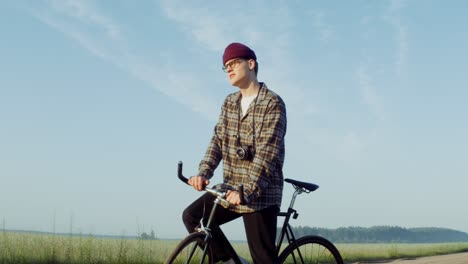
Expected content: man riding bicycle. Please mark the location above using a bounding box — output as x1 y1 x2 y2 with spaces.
182 42 287 263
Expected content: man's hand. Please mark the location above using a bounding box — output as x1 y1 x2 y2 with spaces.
226 190 241 205
188 176 210 191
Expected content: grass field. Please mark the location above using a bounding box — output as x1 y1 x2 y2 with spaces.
336 242 468 263
2 231 468 263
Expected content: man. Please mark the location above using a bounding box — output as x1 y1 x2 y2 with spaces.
183 42 287 263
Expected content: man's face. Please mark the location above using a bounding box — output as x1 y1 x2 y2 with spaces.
223 58 250 86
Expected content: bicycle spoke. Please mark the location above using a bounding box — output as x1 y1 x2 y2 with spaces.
279 236 343 264
165 233 213 264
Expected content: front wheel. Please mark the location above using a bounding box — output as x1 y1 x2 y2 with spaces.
278 235 343 264
165 232 214 264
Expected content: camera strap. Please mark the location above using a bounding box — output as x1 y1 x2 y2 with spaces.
236 85 262 150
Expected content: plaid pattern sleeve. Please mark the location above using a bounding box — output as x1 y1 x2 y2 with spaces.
198 83 286 213
198 105 225 179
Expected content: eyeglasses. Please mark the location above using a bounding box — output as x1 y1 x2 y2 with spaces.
222 59 243 72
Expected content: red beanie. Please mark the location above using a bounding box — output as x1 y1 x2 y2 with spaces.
222 42 257 65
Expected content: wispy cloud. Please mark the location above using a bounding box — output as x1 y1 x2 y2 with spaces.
309 9 334 42
30 0 220 119
390 0 407 11
48 0 121 39
29 0 123 63
160 1 230 52
337 0 408 164
356 65 386 122
387 0 409 75
392 17 409 76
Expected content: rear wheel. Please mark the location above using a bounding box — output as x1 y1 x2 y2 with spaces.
165 232 214 264
278 235 343 264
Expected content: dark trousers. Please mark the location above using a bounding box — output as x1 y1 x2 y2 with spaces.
182 193 279 263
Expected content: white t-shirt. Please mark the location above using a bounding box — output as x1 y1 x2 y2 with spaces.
241 94 257 117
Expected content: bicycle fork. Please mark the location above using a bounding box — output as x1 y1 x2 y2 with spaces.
196 197 245 264
192 197 237 264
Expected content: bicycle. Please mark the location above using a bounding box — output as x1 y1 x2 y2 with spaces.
165 161 344 264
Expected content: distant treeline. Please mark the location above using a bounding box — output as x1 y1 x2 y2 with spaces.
286 226 468 243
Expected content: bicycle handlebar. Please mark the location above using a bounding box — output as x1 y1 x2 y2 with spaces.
177 161 189 185
178 161 245 205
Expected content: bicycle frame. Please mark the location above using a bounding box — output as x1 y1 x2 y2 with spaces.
175 161 319 264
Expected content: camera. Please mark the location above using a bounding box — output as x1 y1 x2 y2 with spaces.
236 146 255 161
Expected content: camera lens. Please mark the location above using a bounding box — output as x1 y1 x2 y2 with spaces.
236 148 246 159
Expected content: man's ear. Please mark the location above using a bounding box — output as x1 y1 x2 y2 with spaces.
248 59 256 71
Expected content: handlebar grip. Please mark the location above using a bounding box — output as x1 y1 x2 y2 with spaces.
238 184 246 205
178 161 189 185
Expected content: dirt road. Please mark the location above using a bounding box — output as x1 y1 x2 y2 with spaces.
352 252 468 264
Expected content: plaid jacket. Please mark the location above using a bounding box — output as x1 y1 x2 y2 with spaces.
198 83 287 213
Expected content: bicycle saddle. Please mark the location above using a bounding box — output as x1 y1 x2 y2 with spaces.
285 178 319 192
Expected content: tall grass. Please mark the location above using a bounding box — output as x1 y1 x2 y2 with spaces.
0 231 177 264
1 231 468 263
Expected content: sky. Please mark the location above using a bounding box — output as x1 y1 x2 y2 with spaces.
1 0 467 240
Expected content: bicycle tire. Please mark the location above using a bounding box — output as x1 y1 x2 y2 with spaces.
278 235 343 264
165 232 214 264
